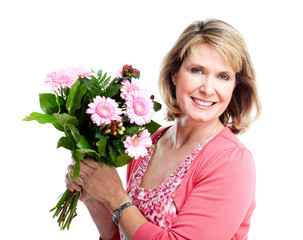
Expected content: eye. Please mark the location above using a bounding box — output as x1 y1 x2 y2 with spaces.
191 68 203 74
219 74 229 81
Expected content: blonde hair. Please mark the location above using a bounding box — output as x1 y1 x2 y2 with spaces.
159 18 261 134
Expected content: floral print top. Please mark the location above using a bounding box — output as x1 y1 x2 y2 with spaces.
120 132 213 239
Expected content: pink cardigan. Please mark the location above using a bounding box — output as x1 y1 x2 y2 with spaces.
107 126 256 240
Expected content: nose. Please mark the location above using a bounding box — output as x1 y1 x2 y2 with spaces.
199 76 215 96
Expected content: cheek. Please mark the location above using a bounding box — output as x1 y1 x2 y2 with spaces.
217 82 235 102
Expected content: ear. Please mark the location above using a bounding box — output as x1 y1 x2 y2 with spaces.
172 73 177 85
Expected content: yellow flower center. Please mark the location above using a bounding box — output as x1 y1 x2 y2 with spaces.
133 139 140 146
137 104 143 110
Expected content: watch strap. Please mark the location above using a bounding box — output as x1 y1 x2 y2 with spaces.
113 202 133 224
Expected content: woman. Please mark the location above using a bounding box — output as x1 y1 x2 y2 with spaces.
66 18 261 240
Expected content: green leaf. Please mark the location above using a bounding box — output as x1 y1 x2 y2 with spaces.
72 150 81 179
66 80 87 114
96 138 107 156
145 120 161 135
23 112 56 124
152 100 162 112
57 137 74 150
55 93 64 113
76 136 90 149
53 113 79 126
76 149 101 161
103 84 122 98
125 125 142 135
64 124 81 144
95 132 109 139
52 122 64 132
39 93 62 114
108 146 116 164
116 140 125 155
97 69 103 77
76 148 98 155
115 154 132 167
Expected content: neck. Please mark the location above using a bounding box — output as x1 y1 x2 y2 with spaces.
169 117 224 150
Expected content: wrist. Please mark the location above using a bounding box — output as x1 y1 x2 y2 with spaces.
105 192 131 213
112 202 134 225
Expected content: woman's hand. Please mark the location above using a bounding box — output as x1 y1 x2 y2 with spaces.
65 164 93 204
74 158 130 211
66 161 119 238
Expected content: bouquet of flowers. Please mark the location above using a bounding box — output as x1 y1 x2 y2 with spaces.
23 65 161 230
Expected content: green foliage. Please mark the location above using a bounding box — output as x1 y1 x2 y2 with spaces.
103 83 123 98
153 100 162 112
23 112 56 124
39 93 63 114
80 70 113 100
53 113 79 126
57 137 74 150
108 145 117 165
116 154 132 167
145 120 162 135
96 138 107 156
66 80 87 115
24 68 162 171
25 66 163 231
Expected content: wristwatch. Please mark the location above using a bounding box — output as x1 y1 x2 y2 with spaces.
112 202 133 224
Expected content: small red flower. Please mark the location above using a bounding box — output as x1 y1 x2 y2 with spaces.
123 65 132 70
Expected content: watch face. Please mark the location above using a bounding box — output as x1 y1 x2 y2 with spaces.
113 209 120 219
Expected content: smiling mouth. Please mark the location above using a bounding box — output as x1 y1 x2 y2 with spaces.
191 97 215 107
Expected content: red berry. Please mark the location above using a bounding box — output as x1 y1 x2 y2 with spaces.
134 69 139 74
118 130 124 135
113 131 118 136
105 128 111 134
150 95 155 100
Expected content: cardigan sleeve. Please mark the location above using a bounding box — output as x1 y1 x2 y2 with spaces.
132 144 256 240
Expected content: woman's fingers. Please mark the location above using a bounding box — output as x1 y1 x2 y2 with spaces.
65 165 83 192
81 158 99 169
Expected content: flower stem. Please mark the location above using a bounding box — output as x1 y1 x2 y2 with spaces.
50 189 80 230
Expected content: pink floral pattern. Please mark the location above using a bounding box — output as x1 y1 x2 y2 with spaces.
120 132 213 239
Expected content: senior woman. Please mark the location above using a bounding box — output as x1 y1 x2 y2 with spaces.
66 18 261 240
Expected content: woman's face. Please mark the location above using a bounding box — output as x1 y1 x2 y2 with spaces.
172 43 236 125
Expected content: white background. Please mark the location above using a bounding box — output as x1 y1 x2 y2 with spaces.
1 0 302 239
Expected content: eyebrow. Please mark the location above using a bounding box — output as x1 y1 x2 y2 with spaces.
187 62 235 77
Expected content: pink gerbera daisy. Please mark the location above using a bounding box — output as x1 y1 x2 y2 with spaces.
72 66 91 79
44 67 90 89
117 68 123 78
86 96 122 126
120 78 145 100
125 92 155 125
45 68 77 89
124 129 152 159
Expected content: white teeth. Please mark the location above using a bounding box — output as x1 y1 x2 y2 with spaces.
192 98 213 106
